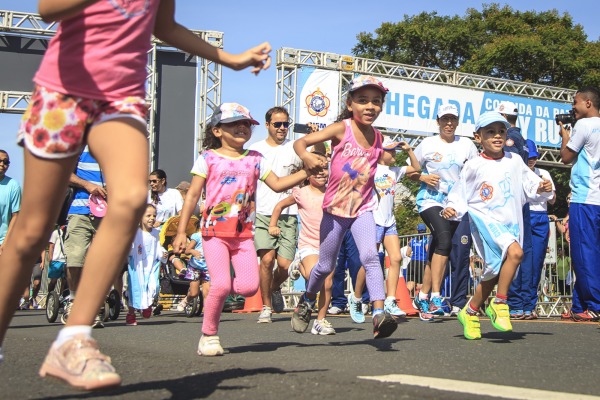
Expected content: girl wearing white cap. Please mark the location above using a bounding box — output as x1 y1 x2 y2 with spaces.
410 103 478 320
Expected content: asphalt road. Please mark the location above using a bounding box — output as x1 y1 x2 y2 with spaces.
3 309 600 400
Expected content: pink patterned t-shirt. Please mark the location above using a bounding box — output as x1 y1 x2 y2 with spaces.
191 150 270 238
34 0 160 101
323 119 383 218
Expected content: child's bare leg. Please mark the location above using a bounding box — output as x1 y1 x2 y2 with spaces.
201 281 210 301
353 266 366 300
188 280 200 300
66 120 148 327
316 272 334 321
469 278 498 310
383 235 402 297
0 151 77 343
496 242 523 297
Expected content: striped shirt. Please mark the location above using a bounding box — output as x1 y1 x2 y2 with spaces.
68 146 104 215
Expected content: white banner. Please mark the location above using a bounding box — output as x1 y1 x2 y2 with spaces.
293 68 572 146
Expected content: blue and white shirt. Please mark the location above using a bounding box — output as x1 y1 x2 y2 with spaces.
68 146 104 215
567 117 600 206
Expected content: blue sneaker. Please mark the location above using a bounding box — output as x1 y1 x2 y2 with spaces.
413 297 435 321
348 294 365 324
429 296 445 316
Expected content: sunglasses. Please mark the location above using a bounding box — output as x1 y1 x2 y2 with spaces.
271 121 289 129
0 159 10 165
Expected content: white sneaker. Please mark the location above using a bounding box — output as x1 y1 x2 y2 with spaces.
257 306 272 323
176 299 188 312
450 306 461 316
311 319 336 335
362 303 370 315
327 306 344 315
288 253 302 281
384 297 407 317
197 335 224 356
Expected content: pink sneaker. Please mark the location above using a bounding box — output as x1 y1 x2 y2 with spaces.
126 312 137 326
39 335 121 390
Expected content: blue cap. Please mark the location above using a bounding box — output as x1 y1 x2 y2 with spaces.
417 223 427 232
475 111 511 131
526 139 539 159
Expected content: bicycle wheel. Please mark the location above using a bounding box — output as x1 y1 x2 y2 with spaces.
108 289 121 321
46 291 60 323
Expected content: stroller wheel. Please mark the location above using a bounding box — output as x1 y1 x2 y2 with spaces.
185 297 199 318
108 289 121 321
101 300 110 322
46 291 60 323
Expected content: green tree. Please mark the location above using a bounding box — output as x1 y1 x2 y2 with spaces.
352 4 599 89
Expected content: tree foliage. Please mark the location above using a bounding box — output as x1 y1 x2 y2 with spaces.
352 3 599 89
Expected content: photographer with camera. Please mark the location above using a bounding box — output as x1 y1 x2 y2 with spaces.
559 86 600 322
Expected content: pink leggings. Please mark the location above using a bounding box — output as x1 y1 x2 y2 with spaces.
201 236 259 335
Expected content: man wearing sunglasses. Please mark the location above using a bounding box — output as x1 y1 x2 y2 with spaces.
249 107 304 323
0 150 21 257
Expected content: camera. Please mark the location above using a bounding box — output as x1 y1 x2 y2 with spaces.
555 110 575 126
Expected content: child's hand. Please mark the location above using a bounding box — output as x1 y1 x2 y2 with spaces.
441 207 457 219
268 226 281 237
302 152 325 175
233 42 272 75
397 141 412 151
538 178 553 193
421 173 441 188
172 233 187 255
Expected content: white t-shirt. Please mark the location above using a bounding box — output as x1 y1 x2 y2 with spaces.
249 139 303 215
529 167 555 212
566 117 600 206
148 188 183 224
414 135 478 212
49 229 66 263
373 165 407 227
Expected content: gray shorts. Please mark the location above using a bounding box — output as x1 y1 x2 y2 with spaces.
64 214 102 268
254 214 298 261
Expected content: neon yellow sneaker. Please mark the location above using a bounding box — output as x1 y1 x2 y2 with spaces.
458 306 481 340
486 301 513 332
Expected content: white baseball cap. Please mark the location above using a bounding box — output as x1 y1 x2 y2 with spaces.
496 101 518 116
437 103 459 118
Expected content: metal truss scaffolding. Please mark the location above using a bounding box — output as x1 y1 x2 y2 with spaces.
276 47 576 167
0 9 222 167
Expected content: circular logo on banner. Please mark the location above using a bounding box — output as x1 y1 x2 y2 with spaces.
506 138 514 147
305 89 331 117
461 235 469 245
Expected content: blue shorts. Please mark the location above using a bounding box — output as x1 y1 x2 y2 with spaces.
376 223 398 244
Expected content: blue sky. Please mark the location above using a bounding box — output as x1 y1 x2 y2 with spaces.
1 0 599 186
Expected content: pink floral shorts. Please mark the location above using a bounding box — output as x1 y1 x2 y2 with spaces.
18 85 148 159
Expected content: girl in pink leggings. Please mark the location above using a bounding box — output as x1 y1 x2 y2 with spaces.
172 103 311 356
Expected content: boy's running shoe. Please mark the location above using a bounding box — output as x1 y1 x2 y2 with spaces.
311 319 336 335
288 253 302 281
197 335 224 357
458 306 481 340
429 296 445 316
327 306 344 315
271 289 284 313
257 306 272 324
348 294 365 324
141 307 152 319
450 306 461 317
509 309 525 319
291 297 312 333
412 297 429 313
39 335 121 390
384 297 407 318
177 299 188 312
486 301 512 332
570 310 596 322
372 311 398 339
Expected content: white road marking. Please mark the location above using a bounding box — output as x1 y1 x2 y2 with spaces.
358 374 600 400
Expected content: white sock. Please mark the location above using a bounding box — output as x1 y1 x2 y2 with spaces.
386 296 396 301
431 292 441 298
418 292 428 300
54 325 92 348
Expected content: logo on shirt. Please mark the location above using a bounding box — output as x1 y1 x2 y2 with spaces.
432 152 443 162
480 182 494 201
109 0 150 18
506 138 514 147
